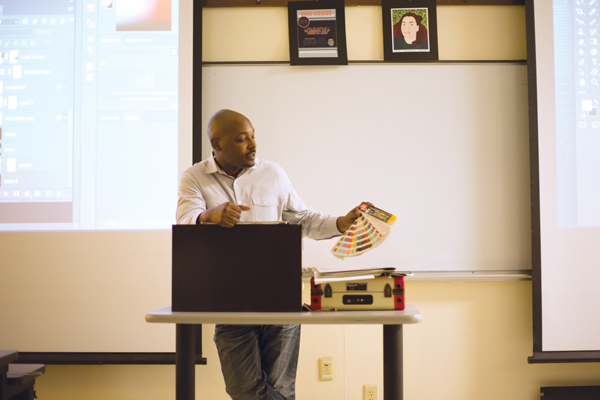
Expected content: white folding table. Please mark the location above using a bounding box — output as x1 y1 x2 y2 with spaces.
146 305 421 400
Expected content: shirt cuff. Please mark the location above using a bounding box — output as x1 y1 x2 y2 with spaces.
327 215 342 237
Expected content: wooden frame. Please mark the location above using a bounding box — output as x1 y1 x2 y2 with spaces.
204 0 524 8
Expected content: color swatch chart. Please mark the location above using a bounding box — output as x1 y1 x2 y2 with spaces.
331 203 395 260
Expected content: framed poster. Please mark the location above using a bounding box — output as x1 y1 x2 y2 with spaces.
382 0 438 62
288 0 348 66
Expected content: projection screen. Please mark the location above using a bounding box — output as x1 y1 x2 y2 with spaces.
0 0 197 363
528 0 600 362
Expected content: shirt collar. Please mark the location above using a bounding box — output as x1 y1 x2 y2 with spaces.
205 153 219 174
205 152 258 177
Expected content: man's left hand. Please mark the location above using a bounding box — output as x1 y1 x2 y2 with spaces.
336 207 361 233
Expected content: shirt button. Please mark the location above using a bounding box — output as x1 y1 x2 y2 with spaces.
264 201 268 205
238 201 242 205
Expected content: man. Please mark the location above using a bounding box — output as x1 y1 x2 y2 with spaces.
176 109 360 400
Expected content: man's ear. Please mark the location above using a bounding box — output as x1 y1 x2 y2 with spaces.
211 137 220 152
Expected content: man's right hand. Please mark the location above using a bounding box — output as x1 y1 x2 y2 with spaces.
199 202 252 228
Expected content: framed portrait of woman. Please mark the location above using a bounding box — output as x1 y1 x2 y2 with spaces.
382 0 438 62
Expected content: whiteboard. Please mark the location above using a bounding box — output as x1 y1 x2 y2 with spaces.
202 63 531 273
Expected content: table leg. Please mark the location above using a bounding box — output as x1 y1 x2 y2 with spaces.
383 324 403 400
176 324 195 400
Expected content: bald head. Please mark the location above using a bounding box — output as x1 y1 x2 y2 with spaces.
207 109 257 175
207 109 251 141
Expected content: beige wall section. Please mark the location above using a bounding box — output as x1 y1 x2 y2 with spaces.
202 7 289 62
202 6 527 62
36 283 600 400
25 5 597 400
437 6 527 60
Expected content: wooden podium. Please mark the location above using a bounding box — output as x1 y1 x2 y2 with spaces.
172 223 303 312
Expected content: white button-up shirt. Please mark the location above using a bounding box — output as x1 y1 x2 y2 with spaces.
176 155 340 240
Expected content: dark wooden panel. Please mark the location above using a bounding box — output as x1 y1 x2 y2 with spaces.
541 386 600 400
193 2 203 165
172 224 302 313
15 353 207 365
436 0 523 5
0 351 18 367
202 0 524 7
528 351 600 364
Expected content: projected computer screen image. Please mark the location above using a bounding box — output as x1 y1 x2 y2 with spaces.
116 0 172 31
554 0 600 228
0 0 180 231
530 0 600 357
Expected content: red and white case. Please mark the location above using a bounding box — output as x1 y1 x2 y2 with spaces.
310 275 405 311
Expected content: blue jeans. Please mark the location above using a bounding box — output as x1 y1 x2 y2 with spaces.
214 324 301 400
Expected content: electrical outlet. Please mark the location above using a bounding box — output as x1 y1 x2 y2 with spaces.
318 357 333 381
364 384 378 400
